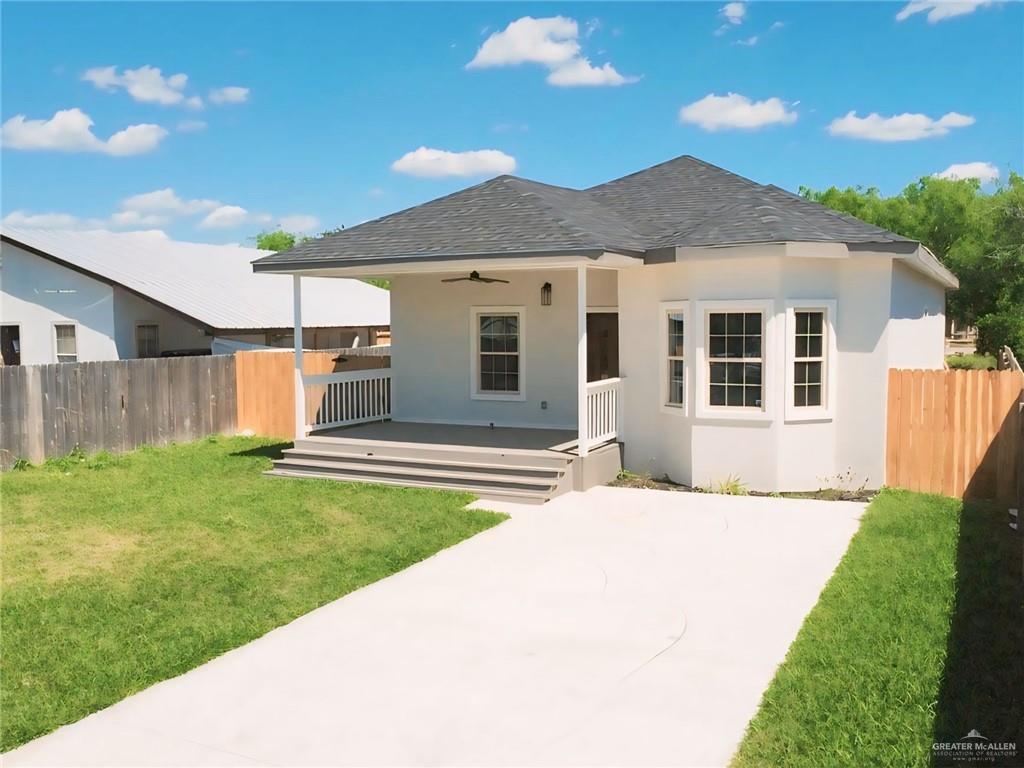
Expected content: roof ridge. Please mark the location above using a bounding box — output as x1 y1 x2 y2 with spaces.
586 153 763 191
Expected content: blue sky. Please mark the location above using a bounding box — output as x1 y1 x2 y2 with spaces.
2 1 1021 244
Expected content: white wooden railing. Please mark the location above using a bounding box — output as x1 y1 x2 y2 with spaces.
584 377 623 449
304 369 392 431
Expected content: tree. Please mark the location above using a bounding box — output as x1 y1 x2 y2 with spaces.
254 230 297 252
802 174 1023 356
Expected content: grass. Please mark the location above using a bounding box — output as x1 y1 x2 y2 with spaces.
946 353 997 370
0 436 504 752
731 489 1023 768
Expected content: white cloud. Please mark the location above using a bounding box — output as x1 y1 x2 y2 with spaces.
1 108 167 155
827 110 975 141
109 210 168 228
934 161 1000 182
896 0 994 23
278 214 320 233
546 57 637 86
721 2 747 25
185 96 204 110
120 188 221 216
1 210 87 229
584 18 601 37
468 16 580 68
198 205 270 230
177 119 207 132
679 93 797 131
734 35 759 46
200 205 250 229
467 15 636 87
82 65 193 106
391 147 517 178
209 86 250 104
769 21 785 30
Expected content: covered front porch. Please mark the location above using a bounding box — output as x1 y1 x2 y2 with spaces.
276 260 630 501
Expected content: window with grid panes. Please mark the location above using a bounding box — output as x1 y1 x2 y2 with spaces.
55 324 77 363
478 314 519 393
707 311 763 408
793 310 825 407
666 311 685 406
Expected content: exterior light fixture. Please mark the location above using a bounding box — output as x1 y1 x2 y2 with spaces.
541 282 552 306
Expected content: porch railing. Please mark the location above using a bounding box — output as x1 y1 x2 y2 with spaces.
584 377 623 450
304 369 392 431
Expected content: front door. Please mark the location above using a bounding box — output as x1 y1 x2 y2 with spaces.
586 312 619 382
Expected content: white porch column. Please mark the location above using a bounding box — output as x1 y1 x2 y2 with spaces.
576 265 589 457
293 275 306 440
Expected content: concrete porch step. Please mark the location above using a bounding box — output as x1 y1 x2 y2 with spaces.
273 456 561 491
295 435 572 470
280 448 565 479
264 467 551 504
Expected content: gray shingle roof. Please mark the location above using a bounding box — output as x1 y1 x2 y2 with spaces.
254 155 913 269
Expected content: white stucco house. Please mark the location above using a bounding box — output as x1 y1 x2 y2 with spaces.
0 228 390 365
251 155 957 501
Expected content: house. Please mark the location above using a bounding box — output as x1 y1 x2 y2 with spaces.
251 155 957 501
0 227 390 365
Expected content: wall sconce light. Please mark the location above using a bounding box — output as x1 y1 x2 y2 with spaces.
541 282 552 306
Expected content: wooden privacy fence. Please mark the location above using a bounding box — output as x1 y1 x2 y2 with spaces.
886 368 1024 504
234 349 391 439
0 355 236 469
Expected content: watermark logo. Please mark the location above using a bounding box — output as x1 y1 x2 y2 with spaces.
933 728 1018 764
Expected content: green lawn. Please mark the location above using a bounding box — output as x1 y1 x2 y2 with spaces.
946 353 997 370
0 437 504 752
732 489 1023 768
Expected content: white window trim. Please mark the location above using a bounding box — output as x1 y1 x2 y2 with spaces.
135 322 160 358
784 300 837 422
694 299 775 422
52 321 79 364
469 305 526 402
659 300 689 415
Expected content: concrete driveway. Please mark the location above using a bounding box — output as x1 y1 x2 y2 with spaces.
6 487 864 767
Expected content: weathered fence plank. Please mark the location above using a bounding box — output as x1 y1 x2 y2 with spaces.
0 355 238 468
887 368 1024 503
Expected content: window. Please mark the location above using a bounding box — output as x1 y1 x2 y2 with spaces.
1 325 20 366
793 311 825 407
54 324 77 363
707 311 763 408
478 313 520 394
666 311 685 406
136 324 160 358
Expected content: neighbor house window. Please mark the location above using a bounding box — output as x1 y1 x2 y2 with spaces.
478 313 520 394
136 324 160 358
54 324 77 363
666 310 685 407
707 311 763 408
793 310 825 408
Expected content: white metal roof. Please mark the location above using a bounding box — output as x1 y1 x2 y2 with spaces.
1 227 390 330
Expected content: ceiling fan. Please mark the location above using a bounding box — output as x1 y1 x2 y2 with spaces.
440 271 509 284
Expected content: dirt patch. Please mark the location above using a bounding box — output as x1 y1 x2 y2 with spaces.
609 472 876 502
12 527 143 585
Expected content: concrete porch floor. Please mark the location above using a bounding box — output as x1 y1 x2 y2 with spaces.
313 420 578 453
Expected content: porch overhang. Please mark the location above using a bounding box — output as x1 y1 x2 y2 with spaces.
252 248 644 278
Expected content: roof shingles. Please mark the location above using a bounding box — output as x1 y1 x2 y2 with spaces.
254 155 913 269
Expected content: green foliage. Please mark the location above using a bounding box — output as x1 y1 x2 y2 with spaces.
254 229 297 252
733 490 1022 768
0 437 504 750
802 173 1024 356
946 353 996 370
702 474 747 495
362 277 391 290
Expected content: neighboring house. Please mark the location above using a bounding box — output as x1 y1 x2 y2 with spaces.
0 228 390 366
251 154 956 500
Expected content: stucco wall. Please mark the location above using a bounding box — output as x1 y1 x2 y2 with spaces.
617 252 898 492
111 286 210 357
0 241 118 364
887 260 946 369
390 268 619 428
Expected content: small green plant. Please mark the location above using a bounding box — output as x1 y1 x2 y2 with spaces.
85 451 119 470
10 458 32 471
43 446 87 472
946 353 997 370
815 468 869 501
711 475 748 495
